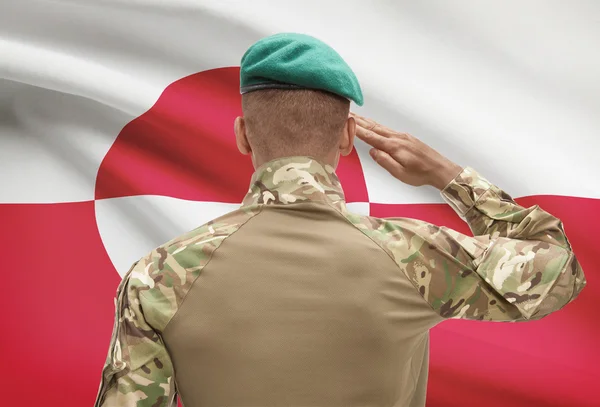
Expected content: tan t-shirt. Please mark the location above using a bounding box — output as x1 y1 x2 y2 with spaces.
95 156 586 407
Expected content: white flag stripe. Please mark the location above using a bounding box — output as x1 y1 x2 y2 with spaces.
95 196 241 276
0 38 160 117
0 1 259 112
0 80 128 203
204 1 599 200
1 0 599 205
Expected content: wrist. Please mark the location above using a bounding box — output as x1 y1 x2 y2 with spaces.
430 162 463 190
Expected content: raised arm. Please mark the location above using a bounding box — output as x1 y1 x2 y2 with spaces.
352 113 586 321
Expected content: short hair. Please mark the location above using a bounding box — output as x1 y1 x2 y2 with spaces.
241 89 350 159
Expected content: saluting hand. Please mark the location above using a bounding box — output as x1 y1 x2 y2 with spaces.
351 113 463 190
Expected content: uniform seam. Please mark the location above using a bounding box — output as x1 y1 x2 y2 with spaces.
409 334 427 383
442 168 494 219
325 202 445 320
156 206 265 402
157 205 265 335
325 202 411 275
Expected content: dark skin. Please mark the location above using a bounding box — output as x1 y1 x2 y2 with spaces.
234 113 463 191
234 115 356 169
350 113 463 190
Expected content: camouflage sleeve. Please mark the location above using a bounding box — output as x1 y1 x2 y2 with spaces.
441 167 574 249
430 166 586 320
94 261 177 407
372 167 586 322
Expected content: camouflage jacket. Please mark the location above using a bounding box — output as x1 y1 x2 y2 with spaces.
95 156 586 407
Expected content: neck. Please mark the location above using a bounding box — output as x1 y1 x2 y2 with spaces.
252 150 339 170
241 155 347 212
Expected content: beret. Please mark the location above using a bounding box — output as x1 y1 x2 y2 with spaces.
240 33 364 106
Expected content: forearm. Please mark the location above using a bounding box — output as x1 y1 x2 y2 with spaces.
439 167 586 319
441 167 572 248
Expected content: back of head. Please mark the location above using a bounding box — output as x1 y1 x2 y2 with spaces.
241 88 350 161
238 33 362 165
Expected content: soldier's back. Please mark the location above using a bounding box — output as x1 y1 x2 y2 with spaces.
163 198 437 407
110 156 584 407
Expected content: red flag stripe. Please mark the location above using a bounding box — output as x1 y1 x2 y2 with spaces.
372 195 600 406
1 202 119 407
1 195 596 406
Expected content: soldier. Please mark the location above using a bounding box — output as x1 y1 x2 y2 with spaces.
95 33 586 407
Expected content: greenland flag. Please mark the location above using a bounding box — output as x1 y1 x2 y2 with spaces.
1 1 598 406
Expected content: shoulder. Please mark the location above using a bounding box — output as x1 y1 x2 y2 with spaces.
342 210 435 250
343 210 484 262
124 205 263 330
341 211 421 261
340 210 484 287
159 204 262 260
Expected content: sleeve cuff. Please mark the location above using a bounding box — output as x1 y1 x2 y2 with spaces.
440 166 493 218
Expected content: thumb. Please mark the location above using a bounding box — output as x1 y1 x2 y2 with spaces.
370 148 405 179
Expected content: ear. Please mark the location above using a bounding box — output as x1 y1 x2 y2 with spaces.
234 116 252 155
339 115 356 156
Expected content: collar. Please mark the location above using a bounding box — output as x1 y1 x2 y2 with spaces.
241 156 347 212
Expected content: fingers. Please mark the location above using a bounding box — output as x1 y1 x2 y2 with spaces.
350 112 411 140
370 148 405 178
355 124 396 152
352 115 386 137
350 112 401 138
352 113 379 130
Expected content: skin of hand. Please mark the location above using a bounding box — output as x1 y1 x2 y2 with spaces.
351 113 463 190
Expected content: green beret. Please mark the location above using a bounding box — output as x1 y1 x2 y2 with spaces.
240 33 364 106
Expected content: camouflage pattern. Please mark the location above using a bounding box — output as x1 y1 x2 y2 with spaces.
96 155 586 405
241 156 347 212
442 167 573 248
242 157 585 321
95 206 262 407
345 165 585 321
